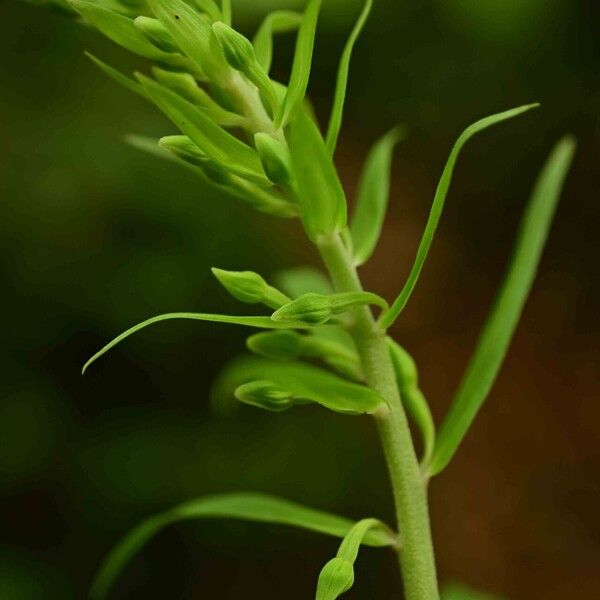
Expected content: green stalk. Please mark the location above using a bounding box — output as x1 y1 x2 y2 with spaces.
318 234 439 600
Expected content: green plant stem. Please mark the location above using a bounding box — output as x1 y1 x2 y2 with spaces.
318 233 439 600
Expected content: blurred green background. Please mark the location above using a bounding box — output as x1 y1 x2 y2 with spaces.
1 0 598 598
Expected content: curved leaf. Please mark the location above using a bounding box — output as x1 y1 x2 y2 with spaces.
350 126 407 266
82 312 308 374
379 104 540 329
253 10 303 73
325 0 373 155
274 0 322 128
316 518 398 600
288 109 348 242
428 135 576 476
85 53 147 99
90 492 398 600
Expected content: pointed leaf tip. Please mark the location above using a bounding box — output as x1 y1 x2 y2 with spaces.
380 103 541 329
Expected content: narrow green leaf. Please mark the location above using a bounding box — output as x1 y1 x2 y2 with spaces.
288 109 348 241
379 104 540 329
325 0 373 155
316 518 398 600
350 126 407 266
82 312 308 374
253 10 303 73
387 338 435 464
428 135 576 476
90 492 397 600
70 0 176 61
274 0 322 128
85 53 147 99
219 356 386 415
136 73 268 184
272 291 387 326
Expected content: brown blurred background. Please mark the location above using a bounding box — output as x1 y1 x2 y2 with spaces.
1 0 598 598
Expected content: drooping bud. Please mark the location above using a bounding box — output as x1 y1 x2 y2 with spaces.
246 330 303 360
211 268 291 309
134 16 179 53
316 558 355 600
271 292 388 326
211 21 279 113
235 380 294 412
254 133 293 186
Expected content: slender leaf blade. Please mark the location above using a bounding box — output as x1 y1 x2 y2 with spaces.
428 136 576 476
90 492 397 600
274 0 321 127
350 126 407 266
82 312 308 374
288 109 348 241
85 52 147 99
379 104 540 329
253 10 303 73
325 0 373 155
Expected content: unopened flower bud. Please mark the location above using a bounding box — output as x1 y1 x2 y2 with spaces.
235 380 294 412
211 21 255 72
211 268 290 308
159 136 231 184
246 330 303 360
254 133 293 186
271 291 388 326
134 17 179 53
316 558 354 600
211 22 279 113
271 293 332 325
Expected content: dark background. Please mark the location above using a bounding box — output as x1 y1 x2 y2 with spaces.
1 0 598 597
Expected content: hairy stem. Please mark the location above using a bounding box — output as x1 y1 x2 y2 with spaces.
318 233 439 600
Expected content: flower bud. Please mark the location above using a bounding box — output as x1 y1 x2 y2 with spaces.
211 22 279 113
316 558 354 600
246 330 303 360
211 268 290 308
211 21 255 72
271 293 332 325
159 135 204 166
134 17 179 54
235 380 294 412
254 133 293 186
159 136 231 185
